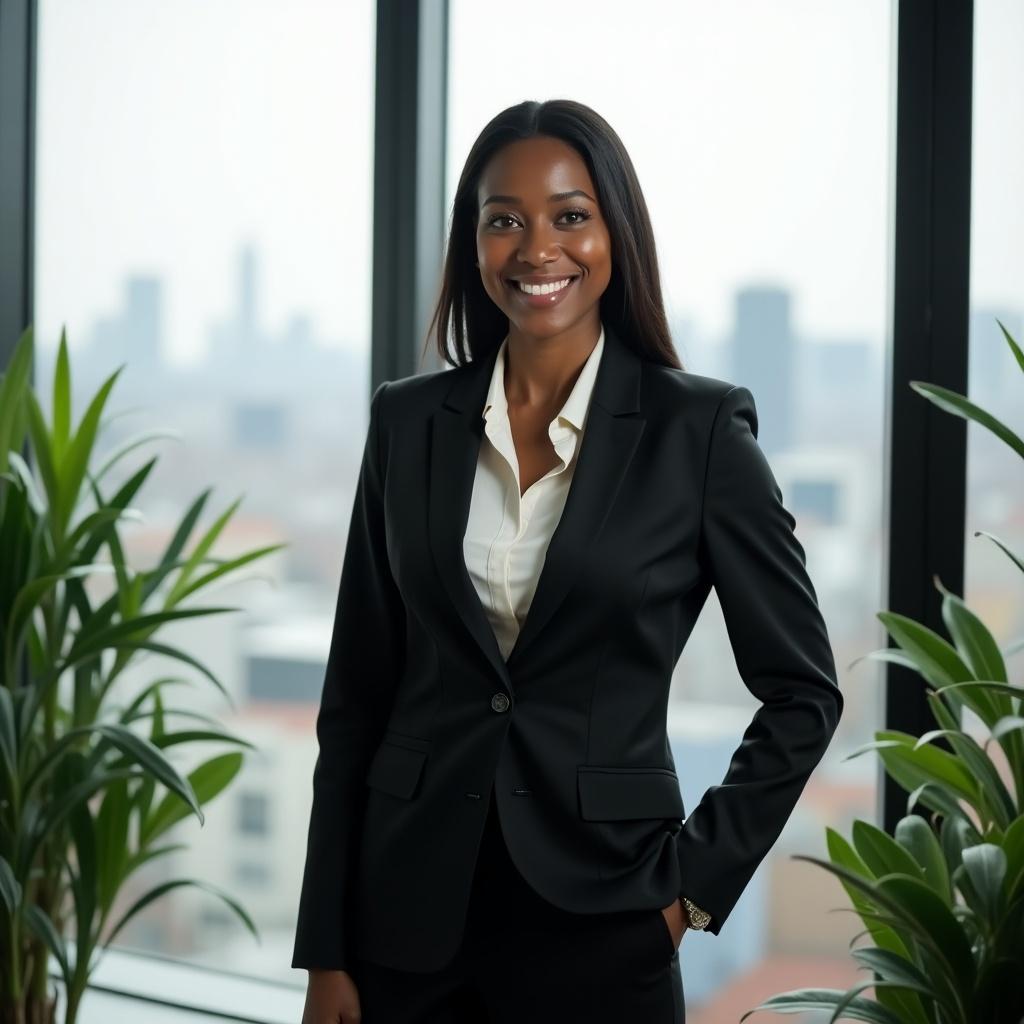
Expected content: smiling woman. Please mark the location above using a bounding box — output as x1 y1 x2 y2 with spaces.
293 98 843 1024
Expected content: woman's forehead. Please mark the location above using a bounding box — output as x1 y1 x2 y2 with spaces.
478 139 595 199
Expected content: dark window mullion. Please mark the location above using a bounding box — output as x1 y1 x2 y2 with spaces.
371 0 449 389
0 0 36 366
883 0 973 833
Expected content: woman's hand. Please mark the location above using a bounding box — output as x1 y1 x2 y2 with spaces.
302 968 361 1024
660 898 689 951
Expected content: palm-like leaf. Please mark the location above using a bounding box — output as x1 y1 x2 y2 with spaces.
1 325 282 1023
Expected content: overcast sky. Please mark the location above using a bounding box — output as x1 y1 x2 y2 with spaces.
33 0 1022 367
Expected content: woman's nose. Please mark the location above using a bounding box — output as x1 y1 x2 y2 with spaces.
516 223 560 265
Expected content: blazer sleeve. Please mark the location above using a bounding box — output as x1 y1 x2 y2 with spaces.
675 384 844 935
292 380 406 971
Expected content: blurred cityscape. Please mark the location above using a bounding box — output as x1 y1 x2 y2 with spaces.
32 240 1024 1012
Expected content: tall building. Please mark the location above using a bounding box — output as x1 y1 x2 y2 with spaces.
91 275 164 371
729 285 797 455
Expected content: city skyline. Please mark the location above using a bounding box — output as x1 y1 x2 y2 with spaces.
32 0 1024 372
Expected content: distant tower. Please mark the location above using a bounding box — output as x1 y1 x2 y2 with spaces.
729 285 796 454
90 274 163 378
208 243 263 363
239 242 259 341
124 276 162 370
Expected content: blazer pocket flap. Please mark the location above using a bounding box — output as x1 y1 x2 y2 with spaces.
577 766 685 822
366 740 428 799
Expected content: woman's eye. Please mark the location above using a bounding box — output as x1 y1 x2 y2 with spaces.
560 208 591 225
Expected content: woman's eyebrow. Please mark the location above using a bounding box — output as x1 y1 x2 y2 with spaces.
481 189 595 207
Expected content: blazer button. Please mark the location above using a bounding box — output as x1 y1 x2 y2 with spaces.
490 693 510 713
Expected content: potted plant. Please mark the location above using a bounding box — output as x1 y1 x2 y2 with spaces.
742 320 1024 1024
0 325 285 1024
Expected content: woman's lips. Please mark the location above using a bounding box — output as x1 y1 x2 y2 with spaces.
506 275 579 309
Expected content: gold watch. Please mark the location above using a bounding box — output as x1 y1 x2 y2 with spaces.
680 896 712 931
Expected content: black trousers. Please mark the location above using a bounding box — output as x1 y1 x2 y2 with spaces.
350 785 685 1023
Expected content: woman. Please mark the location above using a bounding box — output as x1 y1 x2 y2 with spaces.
295 99 844 1023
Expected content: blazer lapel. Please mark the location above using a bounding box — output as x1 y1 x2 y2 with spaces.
428 322 646 690
429 344 510 688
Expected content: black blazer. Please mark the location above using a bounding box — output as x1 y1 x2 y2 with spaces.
292 321 844 974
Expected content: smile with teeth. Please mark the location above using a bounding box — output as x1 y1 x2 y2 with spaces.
514 277 576 295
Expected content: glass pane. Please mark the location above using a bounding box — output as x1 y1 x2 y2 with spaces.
34 0 375 983
966 4 1024 759
448 1 892 1015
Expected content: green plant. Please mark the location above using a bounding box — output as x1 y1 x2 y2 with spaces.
0 325 286 1024
741 320 1024 1024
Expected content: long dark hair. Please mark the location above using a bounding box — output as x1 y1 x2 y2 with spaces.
424 99 684 372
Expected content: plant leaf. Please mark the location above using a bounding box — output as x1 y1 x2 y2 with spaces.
894 814 950 901
24 723 203 828
910 380 1024 459
957 843 1006 925
974 529 1024 575
991 715 1024 742
95 777 131 914
995 317 1024 373
912 727 1017 829
851 820 925 882
849 946 938 1000
875 873 976 1003
141 751 243 845
53 638 234 708
846 730 977 802
0 855 22 913
25 904 72 989
936 579 1007 688
738 988 907 1023
877 611 973 689
52 327 71 463
103 878 259 950
55 365 122 534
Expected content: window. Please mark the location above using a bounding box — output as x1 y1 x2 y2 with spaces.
966 0 1024 690
34 0 376 984
448 0 891 1010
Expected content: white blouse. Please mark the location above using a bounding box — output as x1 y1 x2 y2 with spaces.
462 324 606 662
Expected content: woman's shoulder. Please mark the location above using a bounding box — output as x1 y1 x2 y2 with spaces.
640 361 750 421
373 362 475 430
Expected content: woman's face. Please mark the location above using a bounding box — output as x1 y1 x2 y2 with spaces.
474 135 612 340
